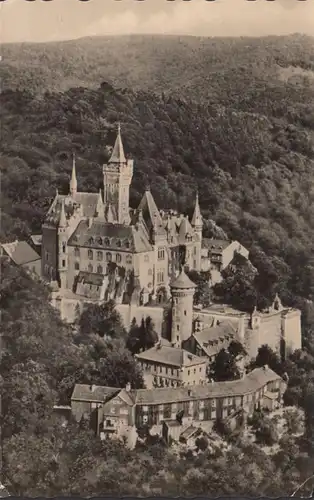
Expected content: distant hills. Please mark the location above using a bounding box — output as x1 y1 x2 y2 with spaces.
2 34 314 102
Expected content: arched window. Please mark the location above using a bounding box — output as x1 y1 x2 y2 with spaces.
126 255 132 264
148 268 153 276
106 252 112 262
74 247 80 257
88 263 93 273
116 254 121 263
88 249 93 260
97 264 103 274
62 243 66 253
97 251 103 261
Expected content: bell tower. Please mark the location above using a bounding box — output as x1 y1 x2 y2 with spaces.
103 124 133 225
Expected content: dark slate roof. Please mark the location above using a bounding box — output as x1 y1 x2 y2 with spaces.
170 269 196 289
68 219 152 253
1 241 40 265
76 271 105 286
132 366 282 405
136 345 206 368
45 192 102 226
202 238 230 252
71 384 120 402
137 190 167 237
194 321 236 346
30 234 42 246
0 484 10 497
73 192 102 217
109 126 127 164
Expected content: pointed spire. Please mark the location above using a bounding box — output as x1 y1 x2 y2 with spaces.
109 123 126 164
95 189 104 218
70 153 77 196
59 199 67 228
191 190 203 228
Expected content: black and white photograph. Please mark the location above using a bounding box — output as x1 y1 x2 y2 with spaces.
0 0 314 496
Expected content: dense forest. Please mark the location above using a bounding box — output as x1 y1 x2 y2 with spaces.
2 33 314 495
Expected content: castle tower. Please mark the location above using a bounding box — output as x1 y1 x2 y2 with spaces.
57 199 68 289
103 124 133 225
170 269 196 347
69 153 77 197
191 191 203 271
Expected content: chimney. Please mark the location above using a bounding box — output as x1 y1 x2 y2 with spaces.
125 382 131 392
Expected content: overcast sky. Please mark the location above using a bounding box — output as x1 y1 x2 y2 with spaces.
1 0 313 44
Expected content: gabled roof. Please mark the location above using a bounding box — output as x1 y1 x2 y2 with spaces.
136 344 206 368
132 366 282 405
109 124 127 164
137 189 166 236
1 240 40 265
170 269 196 289
178 217 194 244
193 322 237 357
191 192 203 228
68 219 153 253
71 384 120 402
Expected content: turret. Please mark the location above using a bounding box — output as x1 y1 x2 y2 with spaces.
69 153 77 197
103 123 133 225
170 269 196 347
57 199 68 289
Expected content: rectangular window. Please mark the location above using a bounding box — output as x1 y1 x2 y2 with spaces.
88 250 93 260
62 260 65 267
158 248 165 260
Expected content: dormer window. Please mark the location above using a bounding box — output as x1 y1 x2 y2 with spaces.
125 240 130 249
116 239 122 247
104 237 110 246
89 237 94 245
97 237 103 245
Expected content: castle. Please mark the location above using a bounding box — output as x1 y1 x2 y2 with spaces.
42 125 302 366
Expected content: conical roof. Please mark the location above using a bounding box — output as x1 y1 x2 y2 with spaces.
109 123 126 164
191 192 203 227
170 269 196 289
59 199 67 228
70 153 77 195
